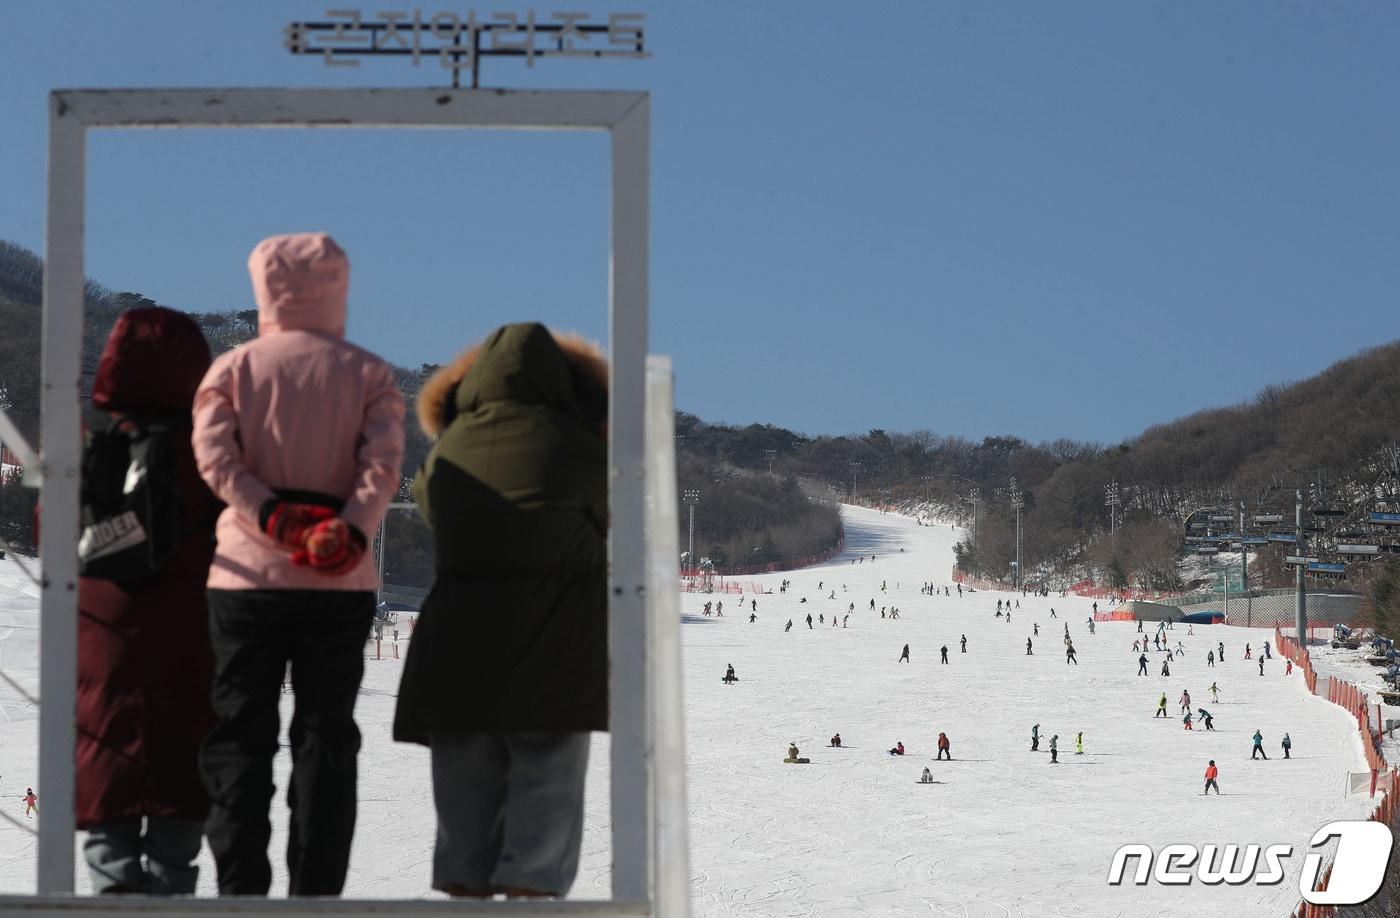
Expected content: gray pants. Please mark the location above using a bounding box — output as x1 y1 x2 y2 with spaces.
430 732 590 897
83 817 203 895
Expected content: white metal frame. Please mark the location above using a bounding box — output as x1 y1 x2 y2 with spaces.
3 87 687 917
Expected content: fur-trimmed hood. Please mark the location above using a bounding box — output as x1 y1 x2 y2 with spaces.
417 323 608 438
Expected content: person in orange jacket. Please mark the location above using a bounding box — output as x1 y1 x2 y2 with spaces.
935 732 951 760
1203 760 1219 795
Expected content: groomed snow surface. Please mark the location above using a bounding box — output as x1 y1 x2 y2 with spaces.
0 505 1380 916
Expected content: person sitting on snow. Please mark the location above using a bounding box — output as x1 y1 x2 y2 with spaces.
920 767 933 784
888 741 905 756
830 733 841 747
787 743 800 761
723 664 737 684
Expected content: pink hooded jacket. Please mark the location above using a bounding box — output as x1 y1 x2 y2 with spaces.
192 233 405 590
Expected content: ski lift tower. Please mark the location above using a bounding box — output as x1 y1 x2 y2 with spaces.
7 10 691 916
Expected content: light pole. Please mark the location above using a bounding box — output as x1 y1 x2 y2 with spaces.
762 449 777 475
682 489 701 577
1105 481 1120 535
849 461 862 503
1295 488 1307 646
1010 477 1024 591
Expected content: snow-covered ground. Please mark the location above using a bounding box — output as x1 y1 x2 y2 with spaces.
0 505 1382 916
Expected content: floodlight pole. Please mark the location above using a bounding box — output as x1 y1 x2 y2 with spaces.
1011 478 1023 591
682 489 700 577
849 461 861 502
1296 488 1308 646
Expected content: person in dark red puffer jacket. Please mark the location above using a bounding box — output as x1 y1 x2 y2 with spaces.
77 306 220 894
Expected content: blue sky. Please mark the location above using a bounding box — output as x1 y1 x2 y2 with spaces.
2 1 1398 445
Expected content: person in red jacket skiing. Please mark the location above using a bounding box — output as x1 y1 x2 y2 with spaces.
1204 760 1220 795
936 733 951 760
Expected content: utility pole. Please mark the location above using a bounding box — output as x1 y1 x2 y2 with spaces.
1105 481 1120 535
849 461 862 503
683 489 701 577
1011 477 1024 591
762 449 777 475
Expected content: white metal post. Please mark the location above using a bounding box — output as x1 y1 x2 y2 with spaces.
37 94 86 894
26 87 665 912
645 356 691 917
609 93 652 904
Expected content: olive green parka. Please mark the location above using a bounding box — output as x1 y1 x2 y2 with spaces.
393 323 608 742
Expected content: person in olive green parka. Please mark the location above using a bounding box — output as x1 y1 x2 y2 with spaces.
393 322 608 899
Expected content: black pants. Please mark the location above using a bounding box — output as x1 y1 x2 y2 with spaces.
1252 744 1267 760
1050 749 1058 763
1031 737 1039 750
201 589 374 896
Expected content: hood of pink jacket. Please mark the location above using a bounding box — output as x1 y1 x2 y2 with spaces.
248 232 348 337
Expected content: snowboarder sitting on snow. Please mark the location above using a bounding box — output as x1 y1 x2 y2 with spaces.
830 733 841 747
788 744 800 760
888 741 905 756
722 664 737 684
936 732 951 760
920 767 934 784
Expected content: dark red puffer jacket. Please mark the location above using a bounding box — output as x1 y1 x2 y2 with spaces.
75 306 220 828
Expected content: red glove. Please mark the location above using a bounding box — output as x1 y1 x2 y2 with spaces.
300 518 367 576
261 501 336 558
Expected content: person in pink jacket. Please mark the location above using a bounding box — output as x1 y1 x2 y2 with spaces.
192 232 404 897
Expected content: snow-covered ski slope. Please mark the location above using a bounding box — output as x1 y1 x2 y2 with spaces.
0 505 1380 916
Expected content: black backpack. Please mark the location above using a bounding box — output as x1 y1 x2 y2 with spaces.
78 414 183 584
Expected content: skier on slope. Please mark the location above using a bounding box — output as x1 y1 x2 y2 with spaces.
1207 650 1215 667
1179 689 1191 713
1049 735 1059 764
1198 708 1214 731
960 634 967 653
1281 733 1292 759
785 619 793 632
1251 730 1268 760
1026 638 1034 656
1031 723 1040 751
1155 693 1168 718
1161 659 1171 677
1075 732 1084 755
1138 654 1149 676
1204 761 1220 795
1065 642 1078 665
940 645 949 664
1183 710 1193 731
1208 682 1220 702
899 644 910 663
806 614 813 630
